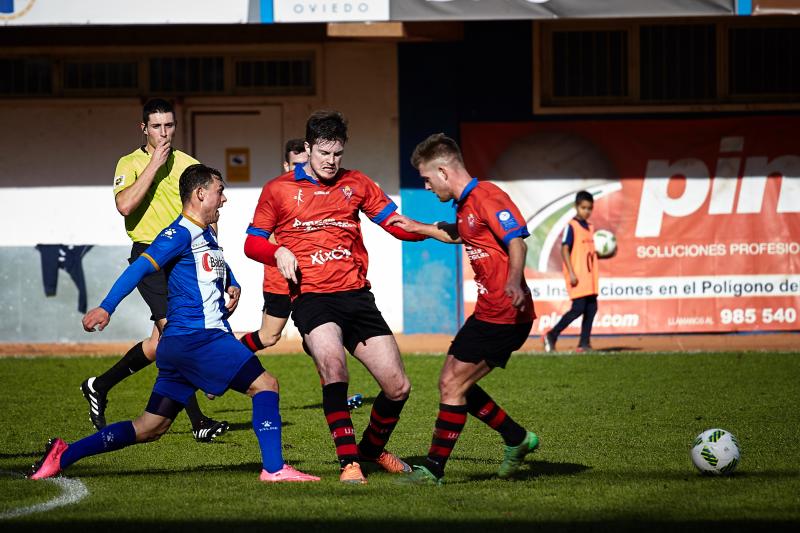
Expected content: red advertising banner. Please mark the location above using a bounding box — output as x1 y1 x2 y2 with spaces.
461 117 800 334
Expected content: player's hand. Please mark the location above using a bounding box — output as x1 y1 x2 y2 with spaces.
225 285 241 315
206 393 217 400
504 282 527 311
82 307 110 332
570 273 579 287
388 214 426 234
275 246 299 283
149 138 171 169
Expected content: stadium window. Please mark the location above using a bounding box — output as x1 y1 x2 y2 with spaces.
63 60 139 94
729 26 800 97
640 24 716 102
149 56 225 94
549 29 629 101
0 57 52 96
234 55 315 95
535 17 800 114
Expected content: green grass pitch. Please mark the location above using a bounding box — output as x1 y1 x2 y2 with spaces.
1 350 799 532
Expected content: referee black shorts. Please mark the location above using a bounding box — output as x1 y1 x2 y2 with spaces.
449 315 533 369
129 242 167 322
291 287 392 355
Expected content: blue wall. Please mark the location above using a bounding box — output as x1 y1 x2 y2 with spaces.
397 22 533 333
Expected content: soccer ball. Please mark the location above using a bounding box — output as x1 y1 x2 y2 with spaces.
691 428 741 475
593 229 617 258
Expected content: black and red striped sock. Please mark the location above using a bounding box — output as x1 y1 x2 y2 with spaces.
240 331 265 353
322 382 359 468
466 384 526 446
424 403 467 479
357 391 407 460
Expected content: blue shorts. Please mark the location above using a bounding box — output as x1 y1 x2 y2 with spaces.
153 329 256 404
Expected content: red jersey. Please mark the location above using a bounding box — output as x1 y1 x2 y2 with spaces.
248 165 396 295
457 179 534 325
263 264 289 294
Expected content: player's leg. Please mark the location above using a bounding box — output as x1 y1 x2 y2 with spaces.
545 296 588 351
222 339 318 482
81 254 166 429
30 389 183 480
577 295 598 351
303 322 366 482
399 354 490 485
350 334 412 473
343 289 411 472
240 292 291 352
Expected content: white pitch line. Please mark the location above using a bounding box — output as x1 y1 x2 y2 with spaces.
0 472 88 520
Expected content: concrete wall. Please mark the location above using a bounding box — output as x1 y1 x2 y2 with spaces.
0 41 402 342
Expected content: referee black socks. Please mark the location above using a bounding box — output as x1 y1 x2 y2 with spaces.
93 341 152 394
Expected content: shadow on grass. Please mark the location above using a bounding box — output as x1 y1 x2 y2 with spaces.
4 519 797 533
401 456 591 483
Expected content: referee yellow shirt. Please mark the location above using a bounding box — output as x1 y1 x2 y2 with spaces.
113 147 199 244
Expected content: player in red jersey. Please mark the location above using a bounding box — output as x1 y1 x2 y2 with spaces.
243 110 425 484
391 133 539 484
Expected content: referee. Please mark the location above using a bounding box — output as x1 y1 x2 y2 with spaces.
80 98 228 442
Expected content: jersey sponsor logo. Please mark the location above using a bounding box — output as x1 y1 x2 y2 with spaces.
201 252 225 273
465 245 490 261
113 175 125 187
496 209 519 231
292 217 357 232
314 190 330 195
341 185 353 202
310 246 352 265
160 228 177 239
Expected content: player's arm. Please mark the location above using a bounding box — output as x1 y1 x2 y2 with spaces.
114 139 171 216
224 262 241 316
82 256 156 332
378 213 428 242
560 226 578 287
388 215 461 244
504 237 529 310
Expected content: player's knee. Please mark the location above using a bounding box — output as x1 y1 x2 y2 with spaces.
248 371 279 396
384 375 411 400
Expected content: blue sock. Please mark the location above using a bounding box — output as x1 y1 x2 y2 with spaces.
252 391 284 473
61 420 137 469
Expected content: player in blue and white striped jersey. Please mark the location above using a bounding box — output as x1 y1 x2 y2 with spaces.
29 164 319 483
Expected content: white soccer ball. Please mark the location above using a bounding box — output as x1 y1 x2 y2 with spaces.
691 428 741 475
593 229 617 258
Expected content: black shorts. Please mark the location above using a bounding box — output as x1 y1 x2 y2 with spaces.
449 315 533 369
130 242 167 322
263 292 291 319
291 287 392 355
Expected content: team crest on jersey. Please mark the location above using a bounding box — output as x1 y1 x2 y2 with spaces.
496 209 519 231
341 185 353 202
467 213 477 228
113 175 125 187
160 228 177 239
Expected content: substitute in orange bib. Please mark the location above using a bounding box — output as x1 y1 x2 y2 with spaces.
543 190 598 353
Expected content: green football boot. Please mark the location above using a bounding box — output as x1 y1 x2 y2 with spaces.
497 431 539 479
395 465 443 486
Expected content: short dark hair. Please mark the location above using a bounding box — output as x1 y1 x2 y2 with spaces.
305 110 348 148
142 98 174 125
284 138 306 163
179 164 222 204
575 190 594 204
410 133 464 169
